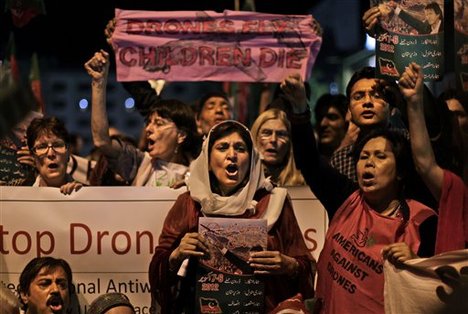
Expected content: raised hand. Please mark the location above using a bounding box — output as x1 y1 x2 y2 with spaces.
362 6 381 36
87 50 112 149
398 62 423 105
84 49 110 84
279 73 308 114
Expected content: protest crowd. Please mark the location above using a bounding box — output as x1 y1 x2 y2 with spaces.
1 1 467 313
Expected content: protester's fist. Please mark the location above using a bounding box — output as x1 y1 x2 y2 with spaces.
280 74 308 114
84 50 110 83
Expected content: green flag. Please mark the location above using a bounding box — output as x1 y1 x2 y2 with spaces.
29 52 45 113
2 32 20 84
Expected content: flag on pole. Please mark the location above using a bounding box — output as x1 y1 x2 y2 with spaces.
3 32 20 84
5 0 46 28
29 52 45 113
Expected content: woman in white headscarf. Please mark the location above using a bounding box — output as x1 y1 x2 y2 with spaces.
149 120 314 313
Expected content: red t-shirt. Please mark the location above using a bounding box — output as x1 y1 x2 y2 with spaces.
435 170 468 254
316 191 436 314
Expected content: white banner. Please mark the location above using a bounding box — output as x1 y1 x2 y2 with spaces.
0 186 327 313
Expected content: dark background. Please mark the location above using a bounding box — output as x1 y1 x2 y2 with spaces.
0 1 375 155
0 0 369 70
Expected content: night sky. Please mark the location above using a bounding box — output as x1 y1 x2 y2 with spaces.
0 0 321 69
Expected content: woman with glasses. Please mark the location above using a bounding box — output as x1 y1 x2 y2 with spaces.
85 50 201 187
26 116 82 195
250 108 304 186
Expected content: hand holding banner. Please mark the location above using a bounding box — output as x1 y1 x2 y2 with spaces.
112 9 322 83
370 0 445 81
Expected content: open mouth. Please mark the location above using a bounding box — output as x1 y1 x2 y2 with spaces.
48 163 59 170
264 148 277 155
47 296 63 312
225 164 238 177
146 138 157 151
361 172 375 185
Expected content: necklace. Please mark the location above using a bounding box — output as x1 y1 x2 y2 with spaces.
382 202 401 218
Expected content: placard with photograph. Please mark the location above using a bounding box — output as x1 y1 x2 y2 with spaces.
195 217 267 313
372 0 444 81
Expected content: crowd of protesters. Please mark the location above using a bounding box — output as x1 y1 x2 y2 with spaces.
1 2 467 314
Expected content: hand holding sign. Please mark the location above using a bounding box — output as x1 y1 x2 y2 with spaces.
112 9 322 82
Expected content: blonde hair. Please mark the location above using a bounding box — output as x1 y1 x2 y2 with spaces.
251 109 305 186
0 285 20 314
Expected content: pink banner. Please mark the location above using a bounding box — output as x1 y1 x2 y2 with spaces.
112 9 322 82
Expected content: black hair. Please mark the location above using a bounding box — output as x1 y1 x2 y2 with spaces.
89 134 137 186
353 128 413 192
431 88 465 176
146 99 202 163
195 91 230 118
346 66 401 107
207 121 253 195
346 67 376 101
425 2 444 25
26 116 70 151
208 121 252 158
18 257 73 311
314 93 348 124
353 128 416 221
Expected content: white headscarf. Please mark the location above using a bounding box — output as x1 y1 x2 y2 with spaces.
187 120 274 216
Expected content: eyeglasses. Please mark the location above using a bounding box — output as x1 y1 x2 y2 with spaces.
32 141 67 156
259 129 289 141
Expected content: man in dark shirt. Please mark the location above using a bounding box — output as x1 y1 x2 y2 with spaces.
329 66 404 181
393 2 444 35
